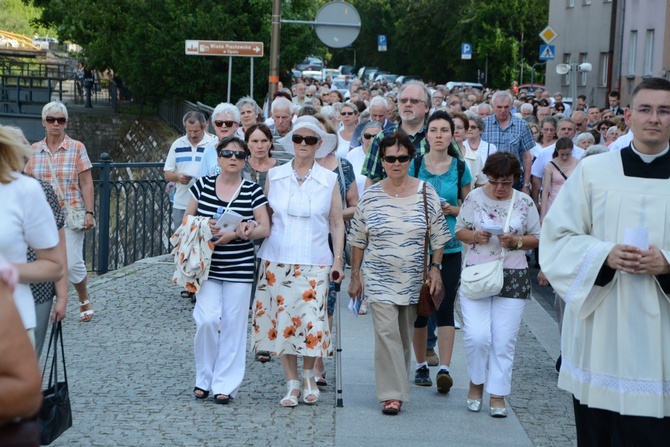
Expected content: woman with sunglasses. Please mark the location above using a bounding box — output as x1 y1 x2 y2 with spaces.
184 136 270 404
463 112 497 188
348 130 450 415
455 152 540 418
252 116 345 407
336 103 358 157
408 110 471 394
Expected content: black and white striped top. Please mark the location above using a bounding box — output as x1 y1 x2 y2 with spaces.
190 176 267 283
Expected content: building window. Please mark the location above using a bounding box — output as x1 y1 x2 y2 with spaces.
563 53 571 85
579 53 588 85
567 0 575 7
628 30 638 76
584 0 592 5
599 53 609 87
644 29 655 76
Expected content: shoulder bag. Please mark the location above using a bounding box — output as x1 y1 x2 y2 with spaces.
45 154 87 231
460 190 516 300
336 158 352 266
417 182 446 317
39 322 73 445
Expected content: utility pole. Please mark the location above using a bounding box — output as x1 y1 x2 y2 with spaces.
269 0 281 99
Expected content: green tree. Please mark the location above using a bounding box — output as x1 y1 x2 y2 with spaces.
0 0 55 37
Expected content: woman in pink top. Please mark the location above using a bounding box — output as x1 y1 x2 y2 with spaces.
540 137 579 223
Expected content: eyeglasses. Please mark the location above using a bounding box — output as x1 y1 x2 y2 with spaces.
363 133 377 140
292 135 320 145
634 106 670 118
382 155 411 163
574 120 585 126
218 150 246 159
45 116 67 125
469 125 479 130
340 111 356 116
487 178 514 187
214 120 238 128
599 126 608 131
449 102 461 107
398 98 425 105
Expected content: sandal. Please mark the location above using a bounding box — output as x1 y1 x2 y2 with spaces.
79 299 94 322
193 387 209 400
382 399 402 415
316 372 327 387
255 351 272 363
301 369 320 404
358 301 368 315
214 394 230 405
280 380 301 407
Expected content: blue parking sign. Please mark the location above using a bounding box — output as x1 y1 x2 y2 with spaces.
378 34 387 52
461 43 472 60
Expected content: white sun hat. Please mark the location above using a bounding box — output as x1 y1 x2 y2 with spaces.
278 115 337 159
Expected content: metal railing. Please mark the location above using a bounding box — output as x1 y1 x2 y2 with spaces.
85 153 173 274
157 99 214 134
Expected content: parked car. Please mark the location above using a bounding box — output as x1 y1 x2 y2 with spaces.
518 84 546 97
445 81 483 92
338 65 356 76
357 66 379 82
322 68 341 81
375 73 398 84
296 56 324 72
395 75 422 84
331 77 351 96
32 36 59 50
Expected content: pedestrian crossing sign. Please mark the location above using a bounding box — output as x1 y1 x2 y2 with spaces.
539 45 555 61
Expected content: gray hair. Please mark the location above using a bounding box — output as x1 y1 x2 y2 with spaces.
582 145 609 158
235 96 261 115
398 80 432 109
491 90 514 106
465 111 485 132
42 101 68 121
369 96 388 109
320 105 338 123
362 120 384 133
271 97 294 114
576 132 595 145
520 103 533 113
182 110 206 128
477 103 493 115
211 103 240 122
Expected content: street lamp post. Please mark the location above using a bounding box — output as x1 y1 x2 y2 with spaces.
556 62 592 103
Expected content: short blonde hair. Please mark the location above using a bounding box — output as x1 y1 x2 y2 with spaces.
0 126 32 184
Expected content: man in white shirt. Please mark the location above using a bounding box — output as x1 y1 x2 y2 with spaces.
164 111 218 229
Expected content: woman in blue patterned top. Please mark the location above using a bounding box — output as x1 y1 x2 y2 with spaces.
408 110 472 394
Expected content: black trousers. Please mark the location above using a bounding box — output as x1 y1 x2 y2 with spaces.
573 396 670 447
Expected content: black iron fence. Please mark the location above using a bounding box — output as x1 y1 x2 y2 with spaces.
85 153 173 274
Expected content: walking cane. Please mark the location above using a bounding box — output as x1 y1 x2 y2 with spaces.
332 270 344 408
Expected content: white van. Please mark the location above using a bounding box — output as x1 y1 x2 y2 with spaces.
32 37 59 50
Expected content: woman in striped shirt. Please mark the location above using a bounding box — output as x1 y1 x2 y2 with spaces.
184 136 270 405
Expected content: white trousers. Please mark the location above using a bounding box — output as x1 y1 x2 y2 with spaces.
460 292 526 397
65 227 87 284
193 279 251 398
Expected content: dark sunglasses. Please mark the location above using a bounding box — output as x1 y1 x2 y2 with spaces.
214 120 238 128
45 116 67 125
340 111 356 116
382 155 411 163
363 133 377 140
218 150 246 159
292 135 320 145
599 126 608 131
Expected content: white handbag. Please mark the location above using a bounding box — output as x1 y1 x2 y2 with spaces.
460 191 516 300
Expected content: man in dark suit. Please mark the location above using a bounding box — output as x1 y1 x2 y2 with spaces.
608 90 625 116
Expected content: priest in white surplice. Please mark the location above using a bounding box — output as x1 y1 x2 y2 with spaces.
540 78 670 446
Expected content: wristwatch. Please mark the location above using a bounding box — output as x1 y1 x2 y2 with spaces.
430 262 442 270
85 210 95 217
523 183 531 188
516 237 523 249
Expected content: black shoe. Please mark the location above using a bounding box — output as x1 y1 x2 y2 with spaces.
414 365 432 386
555 355 562 372
436 369 453 394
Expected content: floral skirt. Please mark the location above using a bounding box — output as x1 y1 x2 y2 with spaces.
252 261 332 358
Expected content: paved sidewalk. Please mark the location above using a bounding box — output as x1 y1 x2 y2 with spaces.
45 255 575 446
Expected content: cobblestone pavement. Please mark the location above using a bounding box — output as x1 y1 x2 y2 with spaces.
43 255 575 446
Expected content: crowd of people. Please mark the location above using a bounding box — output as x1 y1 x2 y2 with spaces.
2 73 668 445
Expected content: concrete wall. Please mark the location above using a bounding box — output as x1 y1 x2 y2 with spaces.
546 0 615 109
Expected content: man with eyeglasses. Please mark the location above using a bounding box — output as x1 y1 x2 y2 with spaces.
349 96 395 150
164 110 218 230
481 91 535 194
268 97 296 163
361 80 432 189
293 83 307 107
571 110 588 135
430 91 445 113
198 103 243 179
540 77 670 446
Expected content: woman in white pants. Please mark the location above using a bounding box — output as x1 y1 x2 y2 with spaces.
455 152 540 418
184 136 270 404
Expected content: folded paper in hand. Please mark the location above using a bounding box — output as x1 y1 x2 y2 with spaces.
216 210 244 231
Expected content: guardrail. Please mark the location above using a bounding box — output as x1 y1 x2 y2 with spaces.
85 153 173 274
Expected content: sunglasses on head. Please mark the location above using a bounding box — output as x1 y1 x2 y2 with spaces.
214 120 238 128
292 135 320 145
340 111 356 116
45 116 67 125
382 155 411 163
218 150 246 159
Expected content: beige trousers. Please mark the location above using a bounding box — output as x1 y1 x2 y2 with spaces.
370 302 417 403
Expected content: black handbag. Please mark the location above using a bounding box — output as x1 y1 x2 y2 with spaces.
39 322 72 445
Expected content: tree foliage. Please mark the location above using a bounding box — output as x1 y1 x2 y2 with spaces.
0 0 55 37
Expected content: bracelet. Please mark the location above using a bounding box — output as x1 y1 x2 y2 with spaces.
473 230 478 244
250 220 259 227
